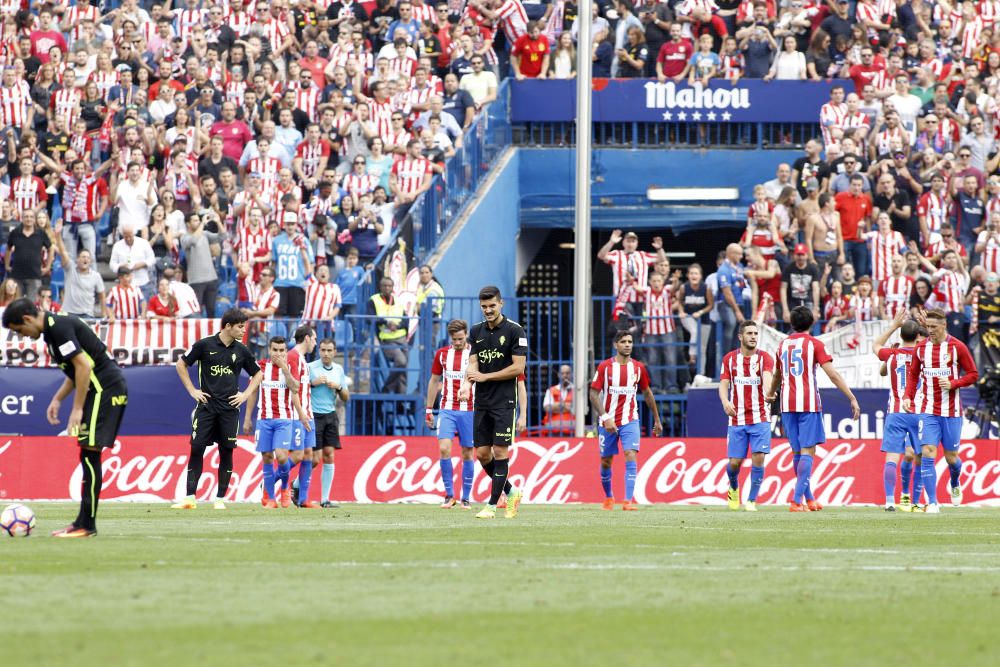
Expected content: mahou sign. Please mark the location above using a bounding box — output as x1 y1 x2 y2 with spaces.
2 437 1000 505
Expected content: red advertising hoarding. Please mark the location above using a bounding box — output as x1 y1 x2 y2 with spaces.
1 437 999 505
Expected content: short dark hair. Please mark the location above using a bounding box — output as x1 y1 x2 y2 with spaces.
446 319 468 335
613 329 633 344
318 337 336 349
900 320 921 343
1 298 37 328
293 325 315 344
268 336 287 348
789 305 814 332
478 285 501 301
220 308 249 328
737 319 758 335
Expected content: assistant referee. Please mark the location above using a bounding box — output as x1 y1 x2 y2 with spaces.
3 298 128 538
463 285 527 519
173 308 263 510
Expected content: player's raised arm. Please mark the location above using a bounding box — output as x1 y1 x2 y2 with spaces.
820 361 860 419
873 307 907 356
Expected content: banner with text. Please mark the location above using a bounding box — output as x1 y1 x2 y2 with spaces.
1 318 219 367
2 436 998 506
510 79 833 123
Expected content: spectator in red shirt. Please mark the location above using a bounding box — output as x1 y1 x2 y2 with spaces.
209 102 254 163
512 21 550 79
835 174 874 277
656 23 693 82
29 8 67 64
846 45 884 94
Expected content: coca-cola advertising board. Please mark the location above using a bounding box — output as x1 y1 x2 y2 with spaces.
2 437 999 505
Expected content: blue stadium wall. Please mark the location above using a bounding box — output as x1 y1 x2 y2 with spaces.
435 147 801 298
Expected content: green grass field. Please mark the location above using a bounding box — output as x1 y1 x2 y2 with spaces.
4 503 1000 667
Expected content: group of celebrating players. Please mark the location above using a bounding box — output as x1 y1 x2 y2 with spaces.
0 274 979 536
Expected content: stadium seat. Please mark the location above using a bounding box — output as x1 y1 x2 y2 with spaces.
334 320 352 350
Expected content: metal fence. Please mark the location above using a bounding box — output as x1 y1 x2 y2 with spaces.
512 121 821 150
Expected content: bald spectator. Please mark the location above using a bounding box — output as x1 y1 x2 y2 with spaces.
542 365 575 435
210 102 254 163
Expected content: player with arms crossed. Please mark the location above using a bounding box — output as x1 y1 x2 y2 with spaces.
461 286 526 519
590 329 663 511
3 299 128 537
719 320 773 512
308 338 350 507
426 319 477 509
243 336 310 508
902 310 978 512
767 306 860 512
873 309 926 511
173 309 264 510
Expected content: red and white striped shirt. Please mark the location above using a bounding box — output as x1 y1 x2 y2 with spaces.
287 348 312 419
849 293 878 321
642 286 675 334
64 4 101 41
10 175 47 215
720 52 745 79
107 284 144 320
431 345 473 411
855 0 881 39
234 222 270 266
906 336 977 417
603 250 657 301
959 15 985 59
260 17 292 55
590 357 650 428
256 357 298 420
59 173 108 223
294 86 322 122
88 70 118 100
49 87 81 128
256 286 280 314
294 139 332 180
247 154 282 188
390 155 432 197
381 128 411 150
932 268 967 312
302 276 342 320
341 171 378 199
820 101 847 146
875 126 905 156
369 99 394 138
720 349 774 426
865 230 906 283
879 275 913 319
496 0 529 43
877 346 914 413
775 333 832 413
0 80 31 127
175 8 205 39
917 190 949 234
976 231 1000 273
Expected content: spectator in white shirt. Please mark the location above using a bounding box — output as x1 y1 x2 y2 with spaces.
114 162 158 234
109 224 158 299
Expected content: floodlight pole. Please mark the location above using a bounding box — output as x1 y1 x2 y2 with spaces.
573 6 592 438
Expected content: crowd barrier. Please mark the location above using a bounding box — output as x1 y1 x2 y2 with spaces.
2 436 999 506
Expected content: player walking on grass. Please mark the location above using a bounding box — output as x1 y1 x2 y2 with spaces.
460 286 526 519
873 310 925 512
426 319 477 509
287 325 320 508
591 329 663 511
173 309 263 510
308 338 350 508
902 309 978 513
767 306 860 512
243 336 310 508
719 320 773 512
3 299 128 537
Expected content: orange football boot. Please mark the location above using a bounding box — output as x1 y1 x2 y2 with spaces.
601 497 616 510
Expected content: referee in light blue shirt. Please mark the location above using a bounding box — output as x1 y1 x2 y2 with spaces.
716 243 748 363
308 337 350 508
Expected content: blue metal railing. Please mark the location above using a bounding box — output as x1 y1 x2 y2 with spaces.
512 121 820 149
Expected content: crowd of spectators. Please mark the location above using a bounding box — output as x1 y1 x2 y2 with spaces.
0 0 504 333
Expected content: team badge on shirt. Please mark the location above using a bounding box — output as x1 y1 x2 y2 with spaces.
500 336 506 345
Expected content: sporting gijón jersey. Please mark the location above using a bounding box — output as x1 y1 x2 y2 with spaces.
877 347 915 414
257 357 301 420
720 349 774 426
468 316 528 410
431 345 473 411
182 333 260 413
287 348 312 419
43 312 124 391
905 336 978 417
590 357 650 428
775 333 832 413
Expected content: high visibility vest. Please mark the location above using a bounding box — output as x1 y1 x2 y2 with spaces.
416 281 445 316
542 385 574 433
371 294 406 341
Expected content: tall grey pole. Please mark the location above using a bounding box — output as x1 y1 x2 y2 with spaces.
573 5 592 438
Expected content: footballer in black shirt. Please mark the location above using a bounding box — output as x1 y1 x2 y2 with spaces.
173 309 263 510
464 286 527 519
2 299 128 537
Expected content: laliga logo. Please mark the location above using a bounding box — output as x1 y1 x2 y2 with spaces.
644 81 751 111
353 438 581 503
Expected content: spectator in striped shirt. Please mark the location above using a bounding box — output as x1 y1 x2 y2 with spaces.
106 266 145 321
641 271 680 393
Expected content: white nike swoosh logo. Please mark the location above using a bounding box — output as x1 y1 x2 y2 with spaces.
476 339 484 343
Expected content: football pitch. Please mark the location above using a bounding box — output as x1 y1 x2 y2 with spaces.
4 504 1000 667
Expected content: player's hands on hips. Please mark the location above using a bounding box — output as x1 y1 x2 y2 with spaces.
228 391 249 407
67 407 83 435
46 398 61 425
722 399 737 418
190 388 210 403
652 421 663 437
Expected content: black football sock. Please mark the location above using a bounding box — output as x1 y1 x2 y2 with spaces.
217 447 234 499
481 458 513 495
186 446 205 497
79 449 103 531
489 459 509 505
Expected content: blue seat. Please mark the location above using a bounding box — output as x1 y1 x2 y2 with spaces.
214 298 232 318
50 257 65 300
219 280 237 302
334 320 353 350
